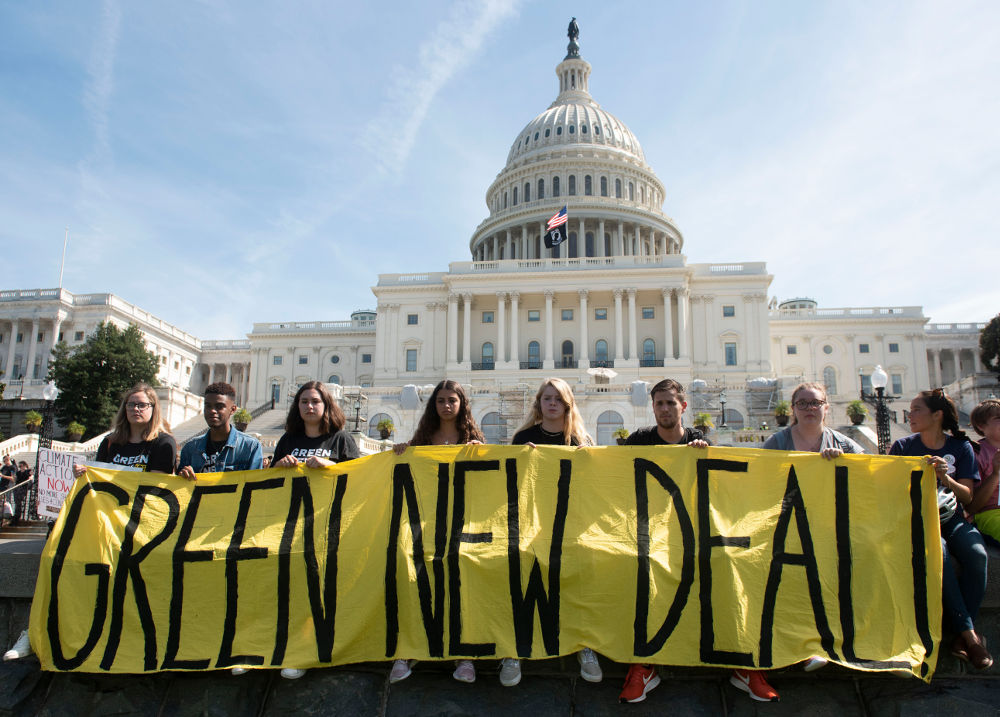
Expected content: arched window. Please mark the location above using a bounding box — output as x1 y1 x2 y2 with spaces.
615 178 622 198
328 374 341 384
528 340 540 367
604 232 612 255
595 339 608 362
585 231 594 257
553 176 560 197
600 176 608 196
597 410 625 446
628 182 635 200
538 179 544 200
368 412 392 438
503 191 507 209
482 342 494 365
823 366 838 395
643 338 656 363
568 232 578 258
561 340 575 368
584 175 592 196
524 182 530 202
512 186 518 205
723 409 745 430
568 175 576 196
481 411 504 444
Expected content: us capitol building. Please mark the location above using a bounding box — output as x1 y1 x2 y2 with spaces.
0 27 989 445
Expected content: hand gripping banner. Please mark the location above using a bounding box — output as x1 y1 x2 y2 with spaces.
28 445 942 679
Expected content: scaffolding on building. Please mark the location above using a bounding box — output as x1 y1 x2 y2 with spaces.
497 384 532 443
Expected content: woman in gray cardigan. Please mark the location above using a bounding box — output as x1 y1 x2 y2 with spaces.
763 382 864 456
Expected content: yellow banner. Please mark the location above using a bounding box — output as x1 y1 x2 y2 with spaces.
29 446 942 679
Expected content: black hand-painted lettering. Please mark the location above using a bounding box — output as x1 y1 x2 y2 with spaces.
910 469 933 678
633 458 695 657
696 458 753 666
758 466 838 667
162 484 237 670
216 478 284 668
271 473 348 664
506 457 570 657
834 465 909 670
48 482 128 670
385 462 450 657
100 485 180 671
448 460 498 657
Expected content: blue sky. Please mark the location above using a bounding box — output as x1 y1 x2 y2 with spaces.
1 1 997 339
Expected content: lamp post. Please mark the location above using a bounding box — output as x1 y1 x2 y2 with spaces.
860 366 892 454
719 390 728 429
31 381 59 520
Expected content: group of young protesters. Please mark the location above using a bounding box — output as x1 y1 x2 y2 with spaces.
3 374 999 704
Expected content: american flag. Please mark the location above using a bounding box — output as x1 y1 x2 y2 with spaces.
546 206 568 230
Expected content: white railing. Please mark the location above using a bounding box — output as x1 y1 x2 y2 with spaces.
252 320 377 333
927 322 986 333
201 339 252 350
376 272 447 286
448 255 686 275
770 306 924 320
0 431 109 456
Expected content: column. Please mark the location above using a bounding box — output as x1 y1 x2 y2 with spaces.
617 220 624 257
496 292 507 365
447 294 459 365
690 296 703 365
509 292 520 367
492 235 499 260
598 219 606 258
578 289 589 366
613 289 624 360
543 290 555 368
540 220 549 258
677 290 689 360
930 348 941 387
702 297 714 362
662 289 674 360
462 293 472 366
578 218 585 258
627 289 638 361
46 313 65 376
4 320 17 380
743 295 755 368
506 229 512 260
637 227 644 257
24 318 39 380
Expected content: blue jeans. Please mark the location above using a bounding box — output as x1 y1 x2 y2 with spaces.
941 513 988 633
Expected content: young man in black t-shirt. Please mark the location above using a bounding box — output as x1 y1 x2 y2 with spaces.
620 378 707 704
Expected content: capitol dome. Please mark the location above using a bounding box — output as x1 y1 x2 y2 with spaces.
469 25 683 263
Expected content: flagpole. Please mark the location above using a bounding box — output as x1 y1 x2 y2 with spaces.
58 226 69 289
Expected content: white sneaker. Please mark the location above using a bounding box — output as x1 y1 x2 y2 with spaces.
231 666 249 676
453 659 476 683
578 647 602 682
499 657 521 687
802 656 828 672
390 658 414 683
281 668 306 680
3 631 31 661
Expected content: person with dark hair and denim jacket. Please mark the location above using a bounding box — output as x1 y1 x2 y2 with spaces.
178 382 262 477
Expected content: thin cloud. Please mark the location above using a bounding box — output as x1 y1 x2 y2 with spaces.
83 0 122 164
361 0 522 176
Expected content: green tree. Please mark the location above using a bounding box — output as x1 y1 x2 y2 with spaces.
981 313 1000 377
47 322 159 439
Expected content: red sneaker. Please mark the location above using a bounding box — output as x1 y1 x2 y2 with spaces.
730 669 779 702
619 663 660 703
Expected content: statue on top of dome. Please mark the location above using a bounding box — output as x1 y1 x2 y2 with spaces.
566 17 580 59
